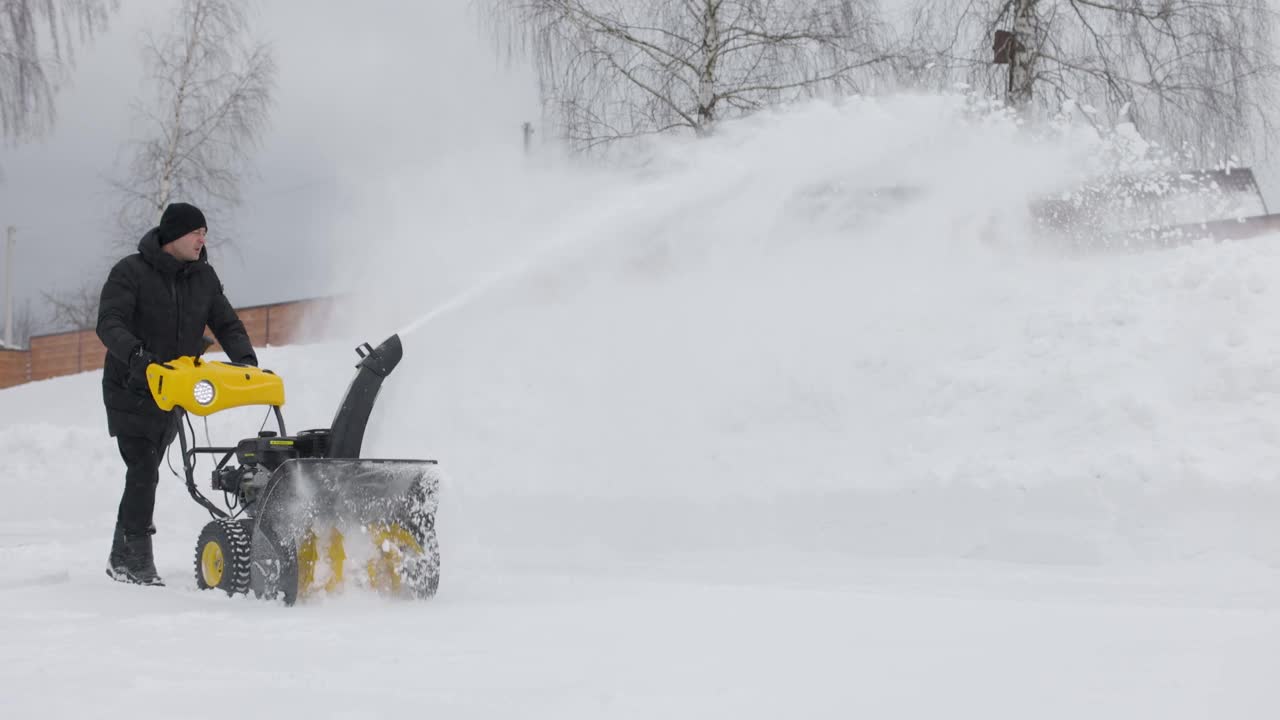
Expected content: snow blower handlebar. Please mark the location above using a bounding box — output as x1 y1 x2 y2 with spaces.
145 355 288 518
145 357 285 416
173 405 288 519
147 334 406 521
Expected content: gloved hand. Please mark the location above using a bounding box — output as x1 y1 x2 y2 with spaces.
128 346 160 391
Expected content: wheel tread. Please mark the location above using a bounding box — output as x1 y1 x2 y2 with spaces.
194 518 253 595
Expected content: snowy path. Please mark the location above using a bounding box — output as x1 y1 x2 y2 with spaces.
3 546 1278 719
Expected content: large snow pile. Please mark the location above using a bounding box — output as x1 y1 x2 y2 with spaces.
337 95 1280 569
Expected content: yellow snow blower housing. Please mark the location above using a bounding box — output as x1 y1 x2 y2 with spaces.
146 357 285 416
147 335 441 605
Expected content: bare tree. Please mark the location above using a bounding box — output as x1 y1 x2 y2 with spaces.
41 279 97 331
0 0 117 144
111 0 274 247
914 0 1279 163
485 0 893 150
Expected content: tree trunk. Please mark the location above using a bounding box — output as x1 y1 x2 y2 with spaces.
1008 0 1037 108
157 3 203 222
696 0 721 133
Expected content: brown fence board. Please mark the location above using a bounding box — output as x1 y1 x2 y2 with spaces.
266 298 333 345
0 349 29 389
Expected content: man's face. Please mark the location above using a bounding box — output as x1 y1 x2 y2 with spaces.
164 228 206 262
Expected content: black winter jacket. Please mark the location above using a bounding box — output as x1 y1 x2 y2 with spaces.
97 228 257 437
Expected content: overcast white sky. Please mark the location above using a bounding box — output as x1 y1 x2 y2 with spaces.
0 0 538 317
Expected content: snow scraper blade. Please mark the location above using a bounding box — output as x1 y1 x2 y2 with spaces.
247 458 441 604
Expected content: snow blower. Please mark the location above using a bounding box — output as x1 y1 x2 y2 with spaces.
144 334 440 604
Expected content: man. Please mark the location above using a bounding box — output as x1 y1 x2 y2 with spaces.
96 202 257 586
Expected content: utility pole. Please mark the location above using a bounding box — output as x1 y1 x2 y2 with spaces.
3 226 13 348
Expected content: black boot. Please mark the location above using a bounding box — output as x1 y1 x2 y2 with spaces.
106 529 165 587
107 524 128 573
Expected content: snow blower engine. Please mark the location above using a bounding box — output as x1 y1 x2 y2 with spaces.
145 334 440 604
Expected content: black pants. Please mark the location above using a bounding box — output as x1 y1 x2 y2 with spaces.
115 420 178 537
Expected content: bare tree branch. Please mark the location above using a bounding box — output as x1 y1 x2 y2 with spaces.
41 281 98 331
483 0 894 151
0 0 117 146
910 0 1279 164
109 0 274 249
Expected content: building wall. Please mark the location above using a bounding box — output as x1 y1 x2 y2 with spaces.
0 297 334 389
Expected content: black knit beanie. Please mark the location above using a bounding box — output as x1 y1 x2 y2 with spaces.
158 202 207 245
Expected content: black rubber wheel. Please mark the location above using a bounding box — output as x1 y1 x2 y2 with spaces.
194 518 252 595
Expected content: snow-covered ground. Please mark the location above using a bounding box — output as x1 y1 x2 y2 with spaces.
4 96 1280 718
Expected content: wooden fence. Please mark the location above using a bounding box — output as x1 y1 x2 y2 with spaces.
0 347 28 388
0 297 335 389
